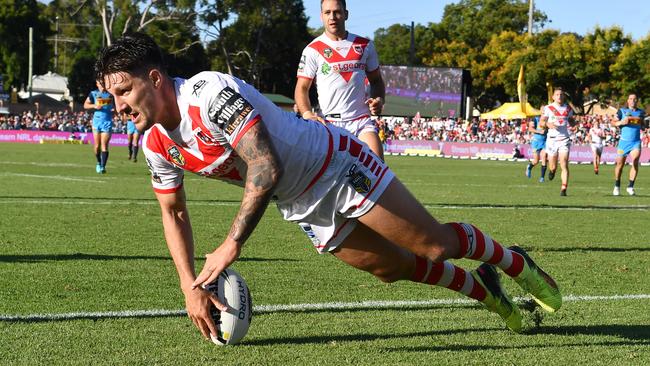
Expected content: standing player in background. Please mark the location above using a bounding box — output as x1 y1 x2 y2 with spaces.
124 112 141 162
84 81 114 173
525 114 548 183
96 33 562 341
295 0 386 160
612 94 646 196
588 120 605 175
540 88 576 196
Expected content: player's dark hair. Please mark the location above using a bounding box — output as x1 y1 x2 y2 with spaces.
95 32 166 86
553 87 563 93
321 0 346 10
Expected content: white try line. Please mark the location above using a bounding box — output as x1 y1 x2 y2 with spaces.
0 197 649 211
0 172 107 184
1 294 649 322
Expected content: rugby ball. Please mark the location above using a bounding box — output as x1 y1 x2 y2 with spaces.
202 268 252 346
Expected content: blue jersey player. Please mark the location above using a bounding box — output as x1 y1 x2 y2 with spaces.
124 112 141 162
525 114 548 182
612 94 646 196
84 81 115 173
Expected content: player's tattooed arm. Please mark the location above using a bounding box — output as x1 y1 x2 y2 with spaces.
229 121 284 245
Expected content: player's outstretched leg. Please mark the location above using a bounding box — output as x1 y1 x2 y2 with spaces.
509 245 562 313
332 223 522 332
471 263 522 332
449 223 562 313
410 255 522 332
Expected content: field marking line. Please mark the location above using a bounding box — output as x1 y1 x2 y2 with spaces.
1 197 649 211
0 172 106 184
1 294 648 322
0 161 88 168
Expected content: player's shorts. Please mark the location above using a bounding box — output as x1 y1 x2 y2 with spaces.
616 140 641 157
591 143 603 155
126 121 138 135
531 135 546 152
276 126 395 254
326 115 378 137
92 120 113 134
545 137 570 156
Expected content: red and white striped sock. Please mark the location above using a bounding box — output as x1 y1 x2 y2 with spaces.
449 222 525 278
410 255 487 301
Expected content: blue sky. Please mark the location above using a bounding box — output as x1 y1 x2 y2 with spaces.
304 0 650 41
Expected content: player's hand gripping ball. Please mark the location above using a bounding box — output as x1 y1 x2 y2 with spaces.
202 268 252 345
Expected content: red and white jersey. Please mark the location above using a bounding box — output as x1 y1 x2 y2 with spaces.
297 32 379 121
542 103 573 139
590 125 604 145
143 72 333 202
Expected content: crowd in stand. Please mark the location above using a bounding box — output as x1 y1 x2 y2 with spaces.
0 110 131 134
2 108 650 148
378 114 650 148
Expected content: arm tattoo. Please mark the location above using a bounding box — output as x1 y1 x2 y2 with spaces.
228 121 283 244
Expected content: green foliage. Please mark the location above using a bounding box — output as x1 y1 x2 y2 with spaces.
610 35 650 106
0 0 52 89
205 0 312 96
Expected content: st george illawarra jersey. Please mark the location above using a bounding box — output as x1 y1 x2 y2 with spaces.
542 103 574 139
143 71 333 202
297 32 379 121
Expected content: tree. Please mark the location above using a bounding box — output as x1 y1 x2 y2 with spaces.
439 0 547 49
0 0 52 90
205 0 312 96
611 35 650 106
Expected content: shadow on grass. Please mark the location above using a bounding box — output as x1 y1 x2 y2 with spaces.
244 327 501 346
532 324 650 340
0 253 296 263
375 324 650 352
527 246 650 253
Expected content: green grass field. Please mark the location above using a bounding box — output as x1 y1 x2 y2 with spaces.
1 143 649 365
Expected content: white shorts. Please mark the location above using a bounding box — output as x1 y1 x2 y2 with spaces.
545 137 571 156
327 116 378 137
591 143 603 155
276 126 394 253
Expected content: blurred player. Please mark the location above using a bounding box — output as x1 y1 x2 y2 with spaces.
97 33 562 340
588 120 605 175
124 112 141 162
612 94 646 196
295 0 385 159
525 114 548 182
540 88 576 196
84 81 114 173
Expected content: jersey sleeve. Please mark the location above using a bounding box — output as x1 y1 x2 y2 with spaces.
144 146 184 194
365 40 380 73
616 109 624 120
88 91 96 104
201 78 260 148
297 46 318 79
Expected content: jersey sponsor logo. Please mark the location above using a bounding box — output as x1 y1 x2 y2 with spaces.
167 145 186 166
346 164 371 193
323 47 333 59
321 63 331 75
193 127 218 146
332 61 366 73
209 86 254 135
145 158 163 183
298 54 306 73
192 80 207 97
299 223 321 246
